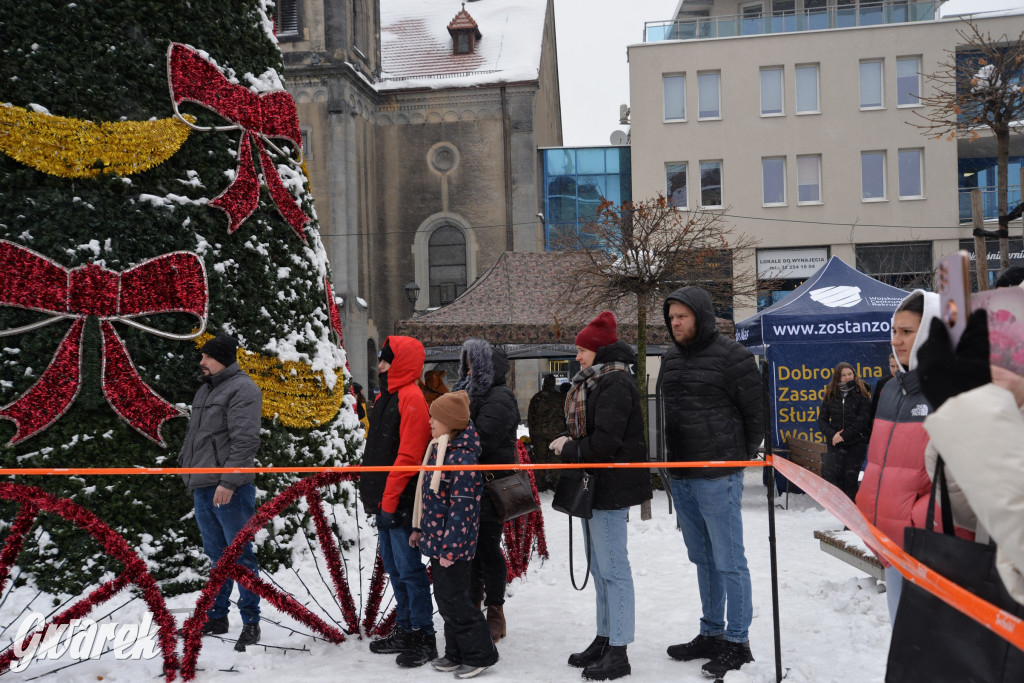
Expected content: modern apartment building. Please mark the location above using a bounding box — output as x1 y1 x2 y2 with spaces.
628 1 1024 321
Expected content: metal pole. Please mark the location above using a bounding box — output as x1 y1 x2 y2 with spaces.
767 461 783 683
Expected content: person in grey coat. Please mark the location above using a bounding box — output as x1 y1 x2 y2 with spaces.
178 333 263 650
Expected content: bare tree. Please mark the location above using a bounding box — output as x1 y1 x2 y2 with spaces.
914 21 1024 270
552 194 761 414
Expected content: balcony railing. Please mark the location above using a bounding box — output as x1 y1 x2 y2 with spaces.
644 1 941 42
959 185 1023 224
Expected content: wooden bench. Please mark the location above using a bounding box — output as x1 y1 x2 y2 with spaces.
785 435 825 477
813 530 884 580
782 436 884 580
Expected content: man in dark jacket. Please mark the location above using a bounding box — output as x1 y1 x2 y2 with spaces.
359 336 435 667
178 333 262 650
451 339 519 642
658 287 764 678
528 373 566 492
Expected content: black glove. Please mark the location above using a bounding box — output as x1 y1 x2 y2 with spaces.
375 510 406 530
917 309 991 409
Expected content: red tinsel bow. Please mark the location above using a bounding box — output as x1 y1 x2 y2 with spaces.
168 43 310 241
0 241 209 447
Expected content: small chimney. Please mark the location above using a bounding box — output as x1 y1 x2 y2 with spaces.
448 3 482 55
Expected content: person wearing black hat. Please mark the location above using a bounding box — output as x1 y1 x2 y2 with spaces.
178 332 263 651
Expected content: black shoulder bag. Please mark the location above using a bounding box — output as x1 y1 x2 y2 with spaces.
552 468 595 590
885 456 1024 682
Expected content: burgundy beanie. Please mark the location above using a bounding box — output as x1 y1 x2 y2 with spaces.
575 311 617 352
429 390 471 432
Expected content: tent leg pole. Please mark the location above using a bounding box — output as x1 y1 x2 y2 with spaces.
767 463 783 683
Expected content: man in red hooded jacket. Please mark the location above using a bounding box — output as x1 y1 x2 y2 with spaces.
359 336 435 667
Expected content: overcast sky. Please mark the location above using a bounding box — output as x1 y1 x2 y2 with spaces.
553 0 1024 147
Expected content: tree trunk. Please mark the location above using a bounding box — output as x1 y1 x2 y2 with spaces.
997 126 1010 271
636 295 652 522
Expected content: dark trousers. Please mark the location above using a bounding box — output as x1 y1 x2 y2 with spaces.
432 558 499 667
471 495 507 606
823 444 866 501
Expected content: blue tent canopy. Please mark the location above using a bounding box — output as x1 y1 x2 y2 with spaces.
736 256 908 352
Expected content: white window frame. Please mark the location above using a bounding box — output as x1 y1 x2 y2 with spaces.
699 160 723 209
760 67 784 117
896 56 922 108
861 150 887 202
666 162 688 209
663 74 686 122
898 148 924 199
697 71 722 120
796 154 822 205
762 157 787 207
795 64 820 115
859 59 884 110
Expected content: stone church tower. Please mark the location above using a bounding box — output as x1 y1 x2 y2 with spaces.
277 0 562 390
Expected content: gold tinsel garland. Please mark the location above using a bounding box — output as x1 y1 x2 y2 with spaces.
0 104 195 178
194 333 345 428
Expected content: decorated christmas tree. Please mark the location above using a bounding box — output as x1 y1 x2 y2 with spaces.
0 0 361 596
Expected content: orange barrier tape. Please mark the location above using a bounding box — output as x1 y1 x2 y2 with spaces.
0 460 768 476
771 455 1024 654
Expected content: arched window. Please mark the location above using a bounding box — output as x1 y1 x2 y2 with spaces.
428 226 467 306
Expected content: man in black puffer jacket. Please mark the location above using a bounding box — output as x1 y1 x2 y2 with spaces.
658 286 764 679
451 339 519 642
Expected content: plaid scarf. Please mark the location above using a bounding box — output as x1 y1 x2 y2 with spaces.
564 362 632 439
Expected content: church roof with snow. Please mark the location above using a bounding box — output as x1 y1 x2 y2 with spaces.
379 0 549 91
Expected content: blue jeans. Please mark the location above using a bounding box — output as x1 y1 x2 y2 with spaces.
378 525 434 633
582 508 635 646
669 473 752 643
885 566 903 625
193 484 261 624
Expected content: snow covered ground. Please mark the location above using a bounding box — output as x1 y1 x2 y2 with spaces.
0 469 893 681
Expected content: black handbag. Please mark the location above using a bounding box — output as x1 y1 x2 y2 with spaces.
484 470 540 524
885 457 1024 683
551 469 595 519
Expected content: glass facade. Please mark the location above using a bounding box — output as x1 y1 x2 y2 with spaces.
958 156 1024 223
541 146 632 249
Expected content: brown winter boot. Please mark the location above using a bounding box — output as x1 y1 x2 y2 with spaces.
486 605 506 642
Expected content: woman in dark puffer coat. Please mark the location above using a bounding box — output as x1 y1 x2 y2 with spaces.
817 361 873 500
451 338 519 642
550 311 653 681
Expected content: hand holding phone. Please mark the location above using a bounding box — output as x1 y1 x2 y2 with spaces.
937 251 971 347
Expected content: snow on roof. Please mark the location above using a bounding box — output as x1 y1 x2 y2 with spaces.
379 0 548 91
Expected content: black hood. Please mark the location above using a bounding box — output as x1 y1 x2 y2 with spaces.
593 340 637 366
664 286 718 350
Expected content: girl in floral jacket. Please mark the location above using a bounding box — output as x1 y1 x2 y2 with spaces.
410 391 498 679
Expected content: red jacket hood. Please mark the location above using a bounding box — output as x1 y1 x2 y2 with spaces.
383 336 425 393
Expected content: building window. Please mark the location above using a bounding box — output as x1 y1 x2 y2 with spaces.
700 161 723 208
300 129 310 158
762 157 786 206
761 67 783 116
795 64 819 114
666 163 688 208
275 0 299 37
428 226 468 307
663 75 686 121
698 71 721 119
898 148 924 198
741 2 764 35
796 155 821 204
856 241 933 289
897 56 921 106
860 60 884 109
861 151 886 201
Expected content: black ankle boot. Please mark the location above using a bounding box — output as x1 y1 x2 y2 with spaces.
582 645 630 681
568 635 609 668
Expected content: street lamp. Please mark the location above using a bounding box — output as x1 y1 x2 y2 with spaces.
404 281 420 314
